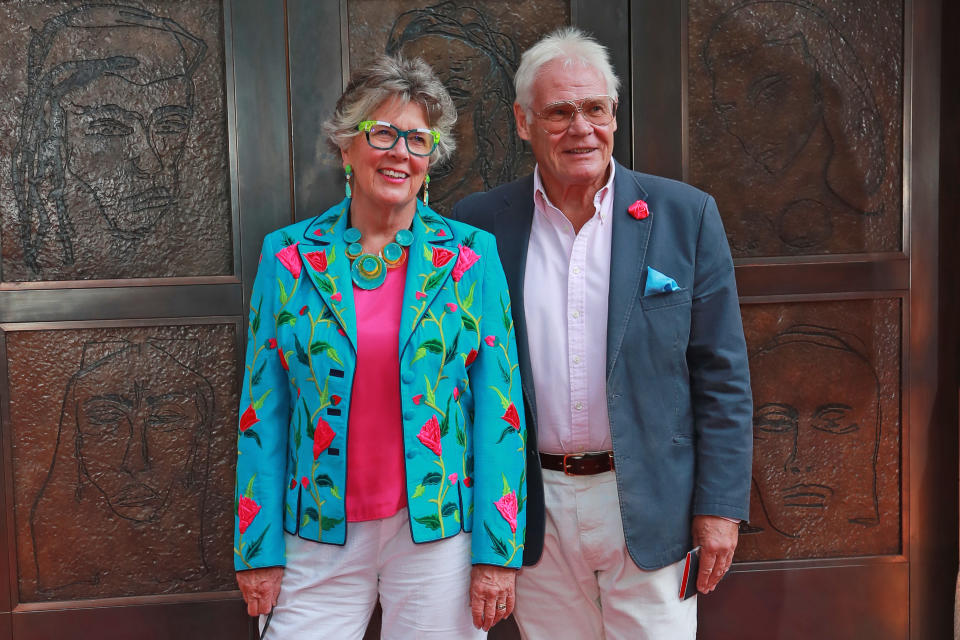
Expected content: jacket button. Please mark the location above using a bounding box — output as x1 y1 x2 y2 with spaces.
401 372 414 384
403 410 414 420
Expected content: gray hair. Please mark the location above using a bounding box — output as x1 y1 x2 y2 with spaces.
514 27 620 121
322 55 456 167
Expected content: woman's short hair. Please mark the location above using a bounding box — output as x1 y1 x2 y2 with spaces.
322 55 457 167
514 27 620 119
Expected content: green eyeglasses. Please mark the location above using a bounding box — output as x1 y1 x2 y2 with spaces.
357 120 440 156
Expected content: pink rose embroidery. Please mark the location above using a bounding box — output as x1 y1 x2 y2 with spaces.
432 246 455 267
452 387 460 400
238 496 261 534
464 349 478 367
415 291 427 300
449 473 458 485
239 405 259 432
313 417 335 459
412 394 423 405
267 338 278 349
484 335 496 347
495 492 518 534
299 305 308 316
304 250 328 272
278 348 290 371
451 244 480 282
417 415 443 456
447 302 458 312
331 292 342 302
330 395 342 406
436 229 446 237
464 476 473 487
628 199 649 220
502 403 520 431
276 242 302 278
301 476 309 489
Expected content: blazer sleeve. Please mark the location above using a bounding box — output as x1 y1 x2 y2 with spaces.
234 233 292 571
468 232 527 567
687 196 753 521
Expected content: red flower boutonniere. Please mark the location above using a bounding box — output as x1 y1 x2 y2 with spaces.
628 199 649 220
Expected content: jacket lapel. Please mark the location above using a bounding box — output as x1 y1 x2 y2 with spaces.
492 177 538 429
399 201 459 356
606 161 651 379
298 199 358 352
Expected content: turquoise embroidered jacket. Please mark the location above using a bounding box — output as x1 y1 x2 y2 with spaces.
234 198 527 571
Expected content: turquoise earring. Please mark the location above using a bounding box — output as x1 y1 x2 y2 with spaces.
344 164 352 198
422 174 430 206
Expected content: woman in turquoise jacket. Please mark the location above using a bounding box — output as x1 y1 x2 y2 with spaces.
233 56 526 638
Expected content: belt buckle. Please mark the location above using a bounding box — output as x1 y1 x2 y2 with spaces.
562 453 579 476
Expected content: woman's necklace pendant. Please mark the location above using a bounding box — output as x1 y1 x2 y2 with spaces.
344 227 409 290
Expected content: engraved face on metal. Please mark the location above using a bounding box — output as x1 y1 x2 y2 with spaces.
749 326 880 539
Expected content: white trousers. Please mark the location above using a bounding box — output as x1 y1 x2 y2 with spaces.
514 470 696 640
261 508 485 639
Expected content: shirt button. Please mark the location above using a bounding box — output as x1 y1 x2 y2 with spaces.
574 401 583 411
571 310 580 319
401 371 414 384
573 356 581 365
572 266 581 275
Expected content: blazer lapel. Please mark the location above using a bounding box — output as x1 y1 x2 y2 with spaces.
399 201 459 356
298 199 358 352
493 177 538 429
607 162 652 379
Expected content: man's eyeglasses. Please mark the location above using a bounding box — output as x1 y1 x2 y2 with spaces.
357 120 440 156
533 96 618 134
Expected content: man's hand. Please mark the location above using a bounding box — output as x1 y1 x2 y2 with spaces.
236 566 284 617
469 565 518 631
691 515 738 594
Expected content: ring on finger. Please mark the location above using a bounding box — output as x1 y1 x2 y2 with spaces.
496 603 507 611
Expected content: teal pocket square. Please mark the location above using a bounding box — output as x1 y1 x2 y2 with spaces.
644 267 681 295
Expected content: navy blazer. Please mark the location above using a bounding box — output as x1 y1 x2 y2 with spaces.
450 161 753 569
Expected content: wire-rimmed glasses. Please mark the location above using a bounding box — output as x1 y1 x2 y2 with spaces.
532 95 618 134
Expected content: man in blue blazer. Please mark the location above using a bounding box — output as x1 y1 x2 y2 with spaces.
451 27 752 638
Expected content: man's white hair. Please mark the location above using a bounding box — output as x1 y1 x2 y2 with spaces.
514 26 620 121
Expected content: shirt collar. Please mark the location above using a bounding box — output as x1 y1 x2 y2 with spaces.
532 161 616 225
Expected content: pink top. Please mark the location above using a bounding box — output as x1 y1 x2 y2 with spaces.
346 260 408 522
523 163 616 454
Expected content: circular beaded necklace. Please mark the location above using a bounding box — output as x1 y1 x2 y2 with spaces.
343 226 413 290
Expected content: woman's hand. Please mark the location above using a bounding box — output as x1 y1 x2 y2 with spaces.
236 566 284 617
469 564 518 631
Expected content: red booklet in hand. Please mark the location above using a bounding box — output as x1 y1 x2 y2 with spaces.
678 546 700 600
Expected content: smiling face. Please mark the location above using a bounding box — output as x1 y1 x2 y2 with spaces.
750 340 879 537
515 59 616 196
62 73 192 238
340 97 432 218
73 345 205 522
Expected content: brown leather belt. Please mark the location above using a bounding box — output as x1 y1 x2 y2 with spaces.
540 451 615 476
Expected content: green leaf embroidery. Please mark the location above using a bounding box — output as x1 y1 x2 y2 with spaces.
483 521 509 559
423 245 433 261
294 422 302 449
420 338 443 354
411 346 428 364
326 347 344 366
321 515 344 531
439 396 452 437
412 483 426 499
277 310 296 327
243 429 262 447
244 474 256 499
331 486 342 500
422 471 442 485
502 473 511 496
424 375 436 407
329 245 336 264
489 385 511 410
461 314 478 334
303 507 319 522
463 231 477 248
281 231 295 245
251 360 267 386
415 514 442 530
246 524 270 561
498 357 511 385
443 331 460 366
463 282 476 311
423 270 446 291
495 426 515 444
315 275 334 294
310 340 330 355
294 334 309 365
278 279 288 305
252 389 273 410
315 474 334 488
441 501 459 517
456 424 467 447
252 297 262 335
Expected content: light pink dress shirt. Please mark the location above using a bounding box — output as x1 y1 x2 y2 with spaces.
524 163 616 454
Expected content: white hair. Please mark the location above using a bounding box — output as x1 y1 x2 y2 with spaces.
514 27 620 121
